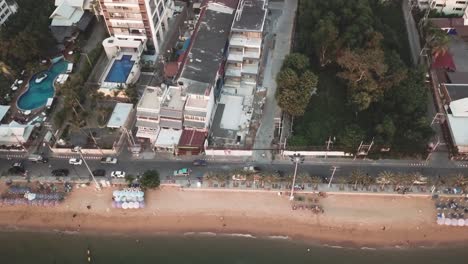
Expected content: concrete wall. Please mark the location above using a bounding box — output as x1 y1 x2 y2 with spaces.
282 150 353 157
50 147 116 155
205 149 253 156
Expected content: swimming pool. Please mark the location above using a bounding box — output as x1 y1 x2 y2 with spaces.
17 60 68 111
104 55 135 83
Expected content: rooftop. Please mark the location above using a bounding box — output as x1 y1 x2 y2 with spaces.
178 2 236 94
107 103 133 128
447 113 468 147
447 72 468 84
178 129 206 147
449 37 468 72
0 121 34 145
137 86 164 112
160 86 186 111
449 98 468 117
232 0 267 32
155 128 183 147
445 84 468 102
0 105 10 122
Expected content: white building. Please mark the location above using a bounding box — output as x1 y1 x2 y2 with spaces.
135 86 165 142
0 121 34 146
417 0 468 16
0 0 18 26
445 98 468 153
49 0 95 43
224 0 267 96
99 0 174 56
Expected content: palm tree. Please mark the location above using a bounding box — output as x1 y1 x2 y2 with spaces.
215 173 229 187
0 61 14 79
446 173 467 192
310 176 322 190
377 171 394 190
203 172 216 187
350 170 365 190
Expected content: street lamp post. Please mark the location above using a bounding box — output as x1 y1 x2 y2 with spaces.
76 147 100 190
289 154 305 200
81 53 92 67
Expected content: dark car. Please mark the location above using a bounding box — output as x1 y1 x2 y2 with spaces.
92 169 106 177
52 169 69 177
8 162 25 175
192 159 207 166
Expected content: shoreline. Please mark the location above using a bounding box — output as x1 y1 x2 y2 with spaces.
1 186 468 248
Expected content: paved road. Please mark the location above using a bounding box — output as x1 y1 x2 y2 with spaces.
253 0 297 162
2 157 467 183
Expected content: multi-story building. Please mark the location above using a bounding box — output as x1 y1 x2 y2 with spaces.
0 0 18 26
177 0 238 131
99 0 174 54
135 86 165 143
224 0 267 96
49 0 94 44
417 0 468 16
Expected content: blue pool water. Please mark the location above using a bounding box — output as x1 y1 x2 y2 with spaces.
104 55 135 83
17 60 69 111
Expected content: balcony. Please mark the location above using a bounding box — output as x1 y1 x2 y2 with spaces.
242 62 259 76
243 50 261 59
225 64 242 77
230 36 262 48
227 52 243 62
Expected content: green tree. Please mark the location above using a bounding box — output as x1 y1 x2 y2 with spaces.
125 174 136 185
312 17 339 67
338 124 365 151
425 25 450 58
281 53 310 72
140 170 161 189
276 68 318 116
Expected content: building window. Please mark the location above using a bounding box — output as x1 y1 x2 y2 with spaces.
158 3 164 16
456 1 467 4
453 7 463 10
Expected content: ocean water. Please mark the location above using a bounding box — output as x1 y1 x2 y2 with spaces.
0 231 467 264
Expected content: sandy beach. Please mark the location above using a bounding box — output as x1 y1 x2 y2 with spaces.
1 184 468 247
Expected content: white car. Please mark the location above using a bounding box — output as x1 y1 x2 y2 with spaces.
68 158 83 165
100 157 118 164
111 171 126 178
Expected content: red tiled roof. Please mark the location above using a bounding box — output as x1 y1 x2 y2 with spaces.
165 62 179 78
179 129 207 147
432 52 456 71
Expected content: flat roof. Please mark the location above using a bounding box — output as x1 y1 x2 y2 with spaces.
447 72 468 85
220 94 243 130
445 84 468 102
137 86 164 111
449 98 468 117
107 103 133 128
178 2 236 94
161 86 186 111
155 128 182 147
0 105 10 122
447 114 468 147
232 0 266 32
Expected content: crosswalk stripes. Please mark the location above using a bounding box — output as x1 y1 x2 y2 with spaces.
54 155 102 160
409 162 427 166
457 164 468 168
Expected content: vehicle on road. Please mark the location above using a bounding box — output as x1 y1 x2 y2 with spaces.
52 169 69 176
100 157 118 164
243 166 261 173
174 168 191 177
92 169 106 177
192 159 207 166
111 171 125 178
28 154 48 163
68 158 83 165
9 162 25 175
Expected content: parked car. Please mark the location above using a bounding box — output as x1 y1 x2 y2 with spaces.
243 166 261 173
28 154 48 163
52 169 69 177
192 159 207 166
174 168 191 177
100 157 118 164
8 162 25 175
68 158 83 165
92 169 106 177
111 171 126 178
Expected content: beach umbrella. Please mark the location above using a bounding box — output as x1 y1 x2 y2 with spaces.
445 218 452 225
465 219 468 226
112 201 117 208
458 219 465 226
139 201 145 208
122 202 128 209
451 219 458 226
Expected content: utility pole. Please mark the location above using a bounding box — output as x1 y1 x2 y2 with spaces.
81 53 92 67
289 154 305 200
431 113 445 126
328 166 339 188
426 136 441 161
325 136 335 159
76 147 101 191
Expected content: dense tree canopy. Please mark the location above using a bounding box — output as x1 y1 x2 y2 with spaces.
290 0 433 156
0 0 55 75
140 170 161 189
276 53 318 117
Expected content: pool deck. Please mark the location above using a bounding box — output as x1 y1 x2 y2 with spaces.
98 52 140 91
